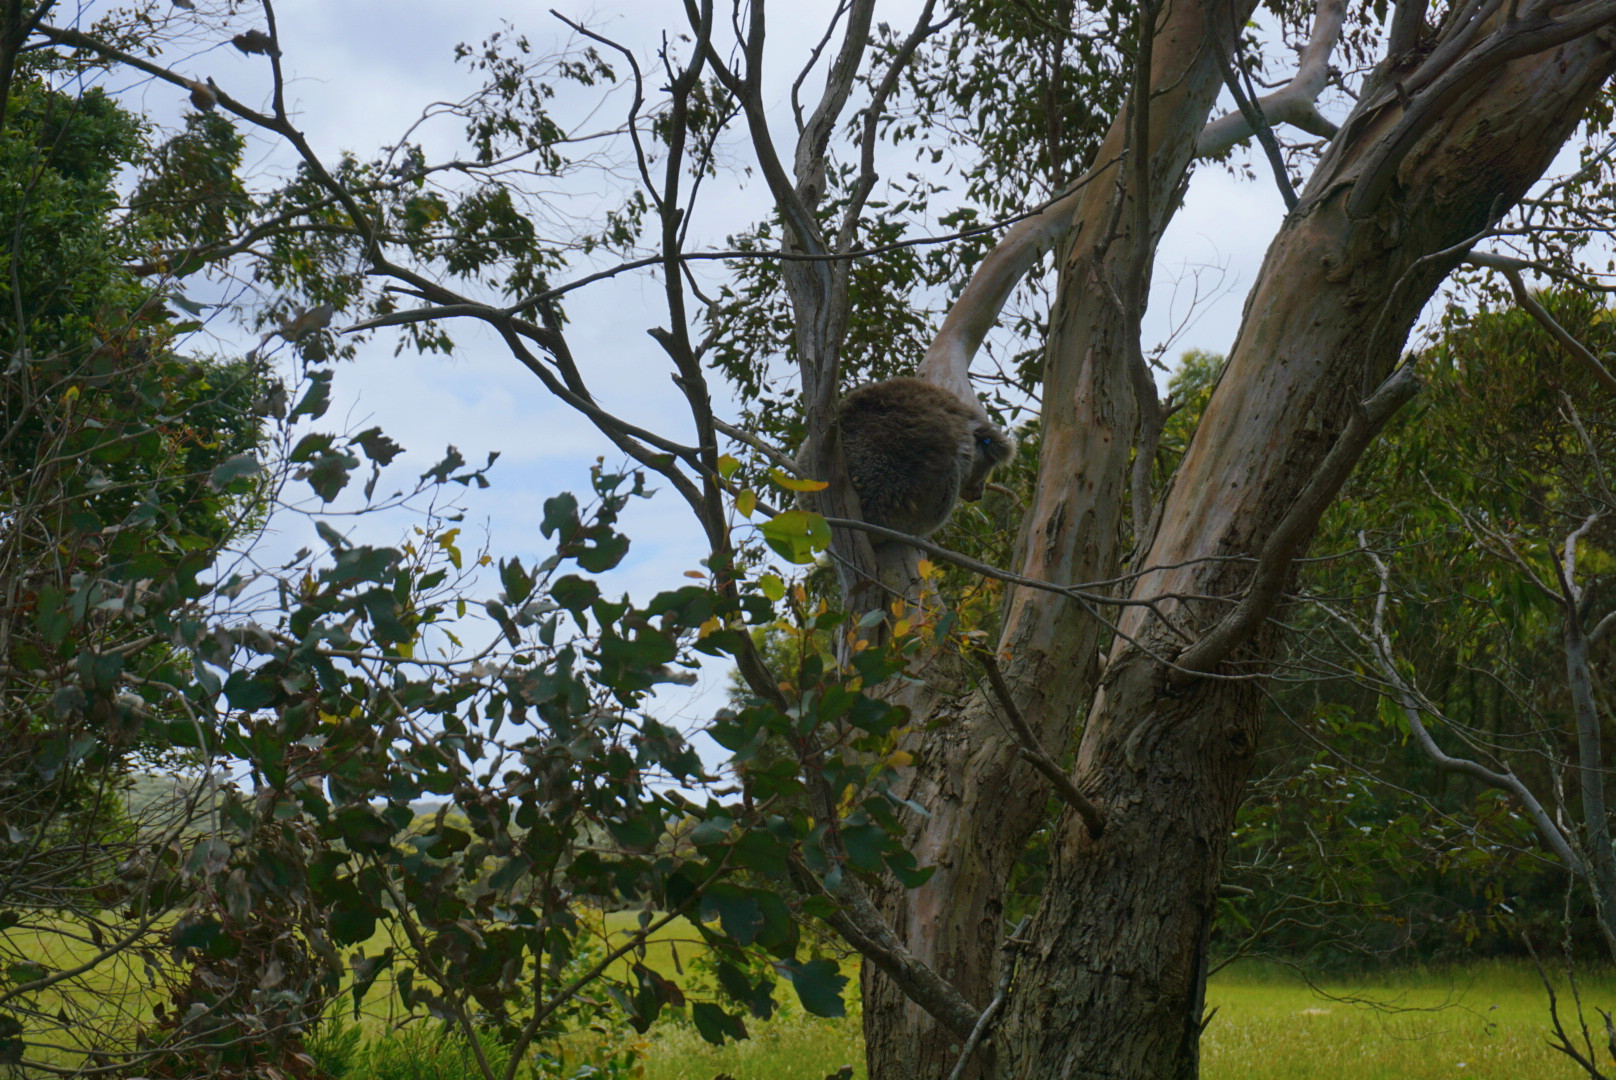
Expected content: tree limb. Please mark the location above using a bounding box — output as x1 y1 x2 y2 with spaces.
1346 1 1616 218
1553 512 1616 956
1175 363 1420 678
1349 540 1587 878
1204 31 1300 209
945 916 1030 1080
1196 0 1346 159
974 648 1105 837
1468 251 1616 395
918 156 1122 397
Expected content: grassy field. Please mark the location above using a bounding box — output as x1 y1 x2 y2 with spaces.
640 959 1616 1080
13 907 1613 1079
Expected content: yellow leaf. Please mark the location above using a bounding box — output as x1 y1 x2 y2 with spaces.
737 488 757 518
772 469 828 492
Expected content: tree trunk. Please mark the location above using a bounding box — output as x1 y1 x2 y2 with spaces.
991 25 1616 1080
861 1 1258 1075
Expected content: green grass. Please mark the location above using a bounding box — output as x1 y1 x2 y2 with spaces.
642 1007 865 1080
1200 960 1616 1080
17 902 1614 1080
640 960 1616 1080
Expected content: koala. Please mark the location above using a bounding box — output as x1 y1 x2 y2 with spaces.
830 377 1014 538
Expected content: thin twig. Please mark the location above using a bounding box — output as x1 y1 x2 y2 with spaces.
974 648 1104 838
945 916 1032 1080
1469 251 1616 395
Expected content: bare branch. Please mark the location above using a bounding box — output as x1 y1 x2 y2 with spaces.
975 648 1105 837
946 916 1031 1080
1197 0 1346 159
1175 363 1420 678
1469 251 1616 396
1204 30 1299 209
713 418 801 475
1350 541 1587 877
1554 512 1616 956
919 156 1123 398
796 0 875 208
835 0 942 252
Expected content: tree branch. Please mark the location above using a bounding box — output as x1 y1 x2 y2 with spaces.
945 916 1030 1080
918 156 1122 398
1175 363 1420 678
1350 540 1587 878
974 648 1105 837
1347 1 1616 218
1468 251 1616 395
1204 30 1300 209
1197 0 1346 159
1554 512 1616 956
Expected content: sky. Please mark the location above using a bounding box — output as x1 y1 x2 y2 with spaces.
75 0 1316 743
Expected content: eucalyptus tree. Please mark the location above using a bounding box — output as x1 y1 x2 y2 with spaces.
20 0 1616 1078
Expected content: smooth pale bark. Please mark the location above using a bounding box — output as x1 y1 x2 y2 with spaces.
860 2 1259 1075
991 27 1616 1080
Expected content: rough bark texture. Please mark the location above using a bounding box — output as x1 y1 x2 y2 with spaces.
991 26 1616 1080
860 2 1258 1076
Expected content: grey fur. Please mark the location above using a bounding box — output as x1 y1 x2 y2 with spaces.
834 377 1014 537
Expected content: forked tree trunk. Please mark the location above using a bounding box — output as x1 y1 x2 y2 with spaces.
986 27 1616 1080
861 1 1257 1075
862 8 1616 1080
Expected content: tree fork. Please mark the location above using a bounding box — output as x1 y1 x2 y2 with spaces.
992 21 1616 1080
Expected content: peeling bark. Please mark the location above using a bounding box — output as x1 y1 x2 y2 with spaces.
863 1 1260 1075
991 26 1616 1079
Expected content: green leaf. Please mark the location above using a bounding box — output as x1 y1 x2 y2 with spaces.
779 958 846 1018
691 1001 749 1045
209 452 262 488
289 370 333 421
541 492 580 539
759 510 831 565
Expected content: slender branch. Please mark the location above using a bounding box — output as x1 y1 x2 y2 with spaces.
1205 30 1299 209
1351 540 1587 877
834 0 940 252
945 916 1031 1080
795 0 875 207
712 418 800 475
974 648 1104 838
1175 363 1421 678
1554 512 1616 957
1468 251 1616 395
